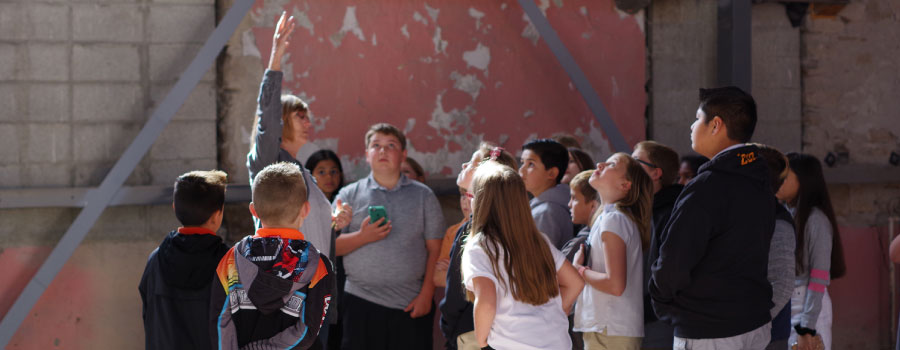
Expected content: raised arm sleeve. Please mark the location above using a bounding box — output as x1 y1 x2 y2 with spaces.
247 69 285 183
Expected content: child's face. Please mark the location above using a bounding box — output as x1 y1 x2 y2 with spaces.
589 154 631 202
311 159 342 196
459 188 472 218
561 154 581 185
456 151 482 190
366 132 406 174
400 161 423 182
776 168 798 203
568 189 595 226
519 149 556 195
678 161 695 185
284 110 311 144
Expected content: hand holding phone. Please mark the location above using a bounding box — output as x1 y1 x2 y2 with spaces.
368 206 388 227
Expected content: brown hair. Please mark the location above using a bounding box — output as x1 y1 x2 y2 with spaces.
569 170 598 203
466 162 559 305
280 95 309 143
365 123 407 150
404 157 425 179
251 162 308 225
173 170 227 226
753 144 789 193
614 153 654 249
634 141 680 186
551 133 581 149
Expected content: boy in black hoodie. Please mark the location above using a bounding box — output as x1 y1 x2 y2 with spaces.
211 162 333 350
139 170 230 350
649 87 775 349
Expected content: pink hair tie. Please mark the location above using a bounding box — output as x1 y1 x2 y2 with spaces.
489 147 504 160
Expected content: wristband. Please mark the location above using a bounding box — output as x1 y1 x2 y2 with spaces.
577 266 587 276
794 325 817 336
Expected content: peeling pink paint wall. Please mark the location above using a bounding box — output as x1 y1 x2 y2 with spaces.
241 0 646 178
0 243 155 349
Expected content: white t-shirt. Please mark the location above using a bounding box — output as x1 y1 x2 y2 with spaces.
574 204 644 337
461 234 572 350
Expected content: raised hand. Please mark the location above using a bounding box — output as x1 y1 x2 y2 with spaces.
268 11 296 71
332 199 352 231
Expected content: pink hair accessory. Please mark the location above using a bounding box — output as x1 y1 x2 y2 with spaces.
489 147 505 160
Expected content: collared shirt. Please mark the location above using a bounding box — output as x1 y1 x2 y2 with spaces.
334 173 445 309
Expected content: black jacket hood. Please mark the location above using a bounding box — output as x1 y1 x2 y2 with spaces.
697 144 772 192
158 230 228 290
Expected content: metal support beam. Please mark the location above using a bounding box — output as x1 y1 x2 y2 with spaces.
517 0 631 152
717 0 752 91
0 0 254 346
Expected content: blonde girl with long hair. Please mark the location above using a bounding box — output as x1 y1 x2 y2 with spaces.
461 161 584 350
572 153 653 349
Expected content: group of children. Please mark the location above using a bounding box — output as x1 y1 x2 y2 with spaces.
139 12 846 350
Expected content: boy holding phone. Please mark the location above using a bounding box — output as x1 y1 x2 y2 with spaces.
333 123 445 350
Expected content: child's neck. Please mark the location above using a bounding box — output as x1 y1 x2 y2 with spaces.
372 170 401 190
280 139 306 159
529 181 557 198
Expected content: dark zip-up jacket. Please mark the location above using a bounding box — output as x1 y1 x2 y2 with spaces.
650 144 775 339
644 184 684 323
210 229 334 350
139 228 229 350
439 220 473 350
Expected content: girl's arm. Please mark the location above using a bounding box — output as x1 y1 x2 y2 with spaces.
471 277 497 348
798 211 833 331
580 231 627 296
247 12 295 181
556 260 584 313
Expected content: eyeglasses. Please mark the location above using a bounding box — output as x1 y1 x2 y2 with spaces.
635 158 657 168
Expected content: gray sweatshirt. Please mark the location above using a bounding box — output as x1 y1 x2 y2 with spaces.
791 207 833 330
769 218 796 318
530 183 574 249
246 70 334 258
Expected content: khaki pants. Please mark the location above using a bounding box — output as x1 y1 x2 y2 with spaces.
673 323 771 350
457 331 481 350
582 329 642 350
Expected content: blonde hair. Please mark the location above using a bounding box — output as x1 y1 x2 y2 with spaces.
569 170 597 202
465 161 559 305
251 162 308 225
614 153 654 249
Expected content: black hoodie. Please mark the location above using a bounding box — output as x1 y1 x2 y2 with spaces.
139 229 229 350
649 144 775 339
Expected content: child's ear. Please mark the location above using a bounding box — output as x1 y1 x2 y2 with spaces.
547 166 559 183
653 168 663 182
249 202 259 219
300 202 310 219
621 180 633 193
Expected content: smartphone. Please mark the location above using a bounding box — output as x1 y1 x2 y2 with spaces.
368 206 388 227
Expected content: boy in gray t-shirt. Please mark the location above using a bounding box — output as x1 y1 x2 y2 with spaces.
333 123 445 350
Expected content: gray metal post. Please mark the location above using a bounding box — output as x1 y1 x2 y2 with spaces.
0 0 255 346
517 0 632 152
717 0 752 91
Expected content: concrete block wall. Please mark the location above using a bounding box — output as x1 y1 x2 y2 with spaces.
0 0 219 347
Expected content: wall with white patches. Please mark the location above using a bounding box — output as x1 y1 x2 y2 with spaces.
219 0 648 185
